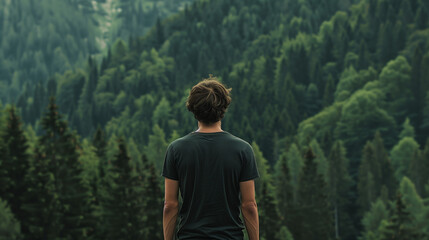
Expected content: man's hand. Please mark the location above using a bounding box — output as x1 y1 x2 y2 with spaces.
163 178 179 240
240 180 259 240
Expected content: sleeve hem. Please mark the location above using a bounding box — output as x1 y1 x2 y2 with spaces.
161 173 179 181
239 175 259 182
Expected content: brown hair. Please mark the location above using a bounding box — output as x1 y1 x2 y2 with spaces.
186 76 232 125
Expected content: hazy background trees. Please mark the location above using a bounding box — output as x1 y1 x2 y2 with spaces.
1 0 429 239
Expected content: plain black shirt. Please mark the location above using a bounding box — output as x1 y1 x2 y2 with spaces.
162 131 259 240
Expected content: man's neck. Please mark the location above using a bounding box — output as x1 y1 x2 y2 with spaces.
196 121 223 133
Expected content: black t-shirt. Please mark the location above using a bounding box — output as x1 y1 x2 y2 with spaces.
162 131 259 240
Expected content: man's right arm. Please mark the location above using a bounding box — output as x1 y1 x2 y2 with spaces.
240 180 259 240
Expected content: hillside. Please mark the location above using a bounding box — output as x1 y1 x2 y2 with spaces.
0 0 193 104
1 0 429 239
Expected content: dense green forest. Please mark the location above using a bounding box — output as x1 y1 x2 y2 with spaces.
1 0 429 239
0 0 192 103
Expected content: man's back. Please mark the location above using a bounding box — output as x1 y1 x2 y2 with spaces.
162 131 259 240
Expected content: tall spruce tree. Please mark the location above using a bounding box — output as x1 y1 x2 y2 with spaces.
0 106 6 202
358 141 379 213
409 138 429 198
23 97 94 239
380 193 421 240
252 142 281 239
23 139 62 239
275 226 294 240
358 132 397 215
0 106 30 234
327 140 354 239
361 199 389 240
101 138 145 240
93 126 107 178
373 132 396 198
274 153 293 218
142 159 163 240
259 181 281 240
0 198 21 240
292 148 332 240
287 143 304 203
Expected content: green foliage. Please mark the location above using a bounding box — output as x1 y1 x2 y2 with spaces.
378 56 413 122
2 0 429 239
291 148 332 240
152 97 172 132
361 199 389 240
409 138 429 197
251 141 282 239
251 142 269 197
399 118 416 139
327 140 354 239
259 181 281 240
0 199 21 240
274 152 293 217
101 138 145 240
286 143 304 202
335 89 397 159
358 141 379 214
141 158 163 240
145 124 168 170
380 192 422 240
334 67 376 102
0 0 99 102
390 137 419 181
0 106 30 228
276 226 294 240
309 139 328 182
357 130 397 216
23 98 94 239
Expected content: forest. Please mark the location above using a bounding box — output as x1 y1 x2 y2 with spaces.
1 0 429 239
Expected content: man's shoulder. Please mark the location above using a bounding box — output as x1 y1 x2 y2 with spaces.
169 131 252 150
223 132 253 149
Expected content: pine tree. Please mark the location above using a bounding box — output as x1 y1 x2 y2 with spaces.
327 140 354 239
145 124 168 170
142 160 163 240
415 1 429 30
310 139 328 182
422 91 429 140
399 177 425 224
391 136 419 181
413 138 429 198
102 138 145 240
323 74 335 107
274 153 293 217
287 143 304 203
23 97 94 239
0 106 30 234
361 199 389 240
93 126 107 179
399 118 416 139
358 141 379 213
373 132 396 198
258 181 281 240
23 146 62 240
0 107 7 202
380 193 421 240
275 226 294 240
0 198 21 240
292 148 332 240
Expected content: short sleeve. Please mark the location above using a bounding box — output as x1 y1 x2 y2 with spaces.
161 144 179 180
239 144 260 182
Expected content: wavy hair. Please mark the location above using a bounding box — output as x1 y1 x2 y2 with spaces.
186 76 232 124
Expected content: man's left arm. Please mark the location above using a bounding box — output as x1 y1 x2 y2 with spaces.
163 178 179 240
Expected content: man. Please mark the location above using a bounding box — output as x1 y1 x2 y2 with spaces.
162 77 260 240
